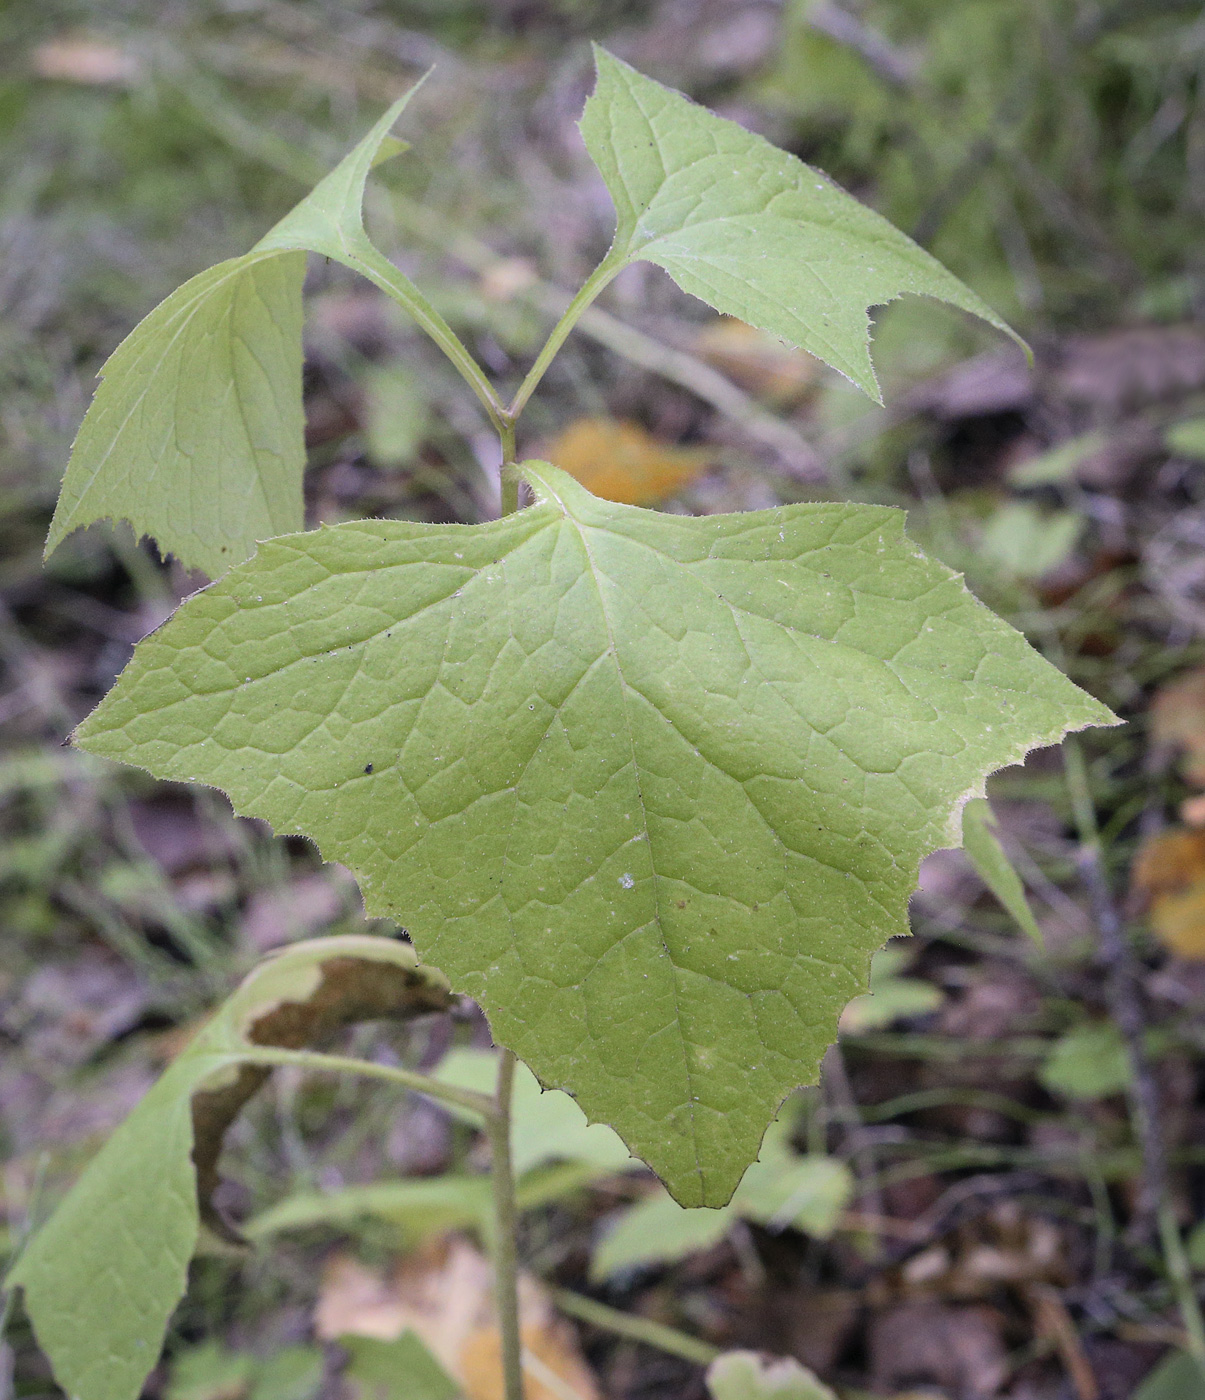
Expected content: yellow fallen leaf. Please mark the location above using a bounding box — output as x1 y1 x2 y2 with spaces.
693 318 818 405
315 1240 598 1400
1131 827 1205 959
545 418 710 505
1151 666 1205 787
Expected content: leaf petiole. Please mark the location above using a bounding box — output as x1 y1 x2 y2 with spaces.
506 251 627 421
233 1046 498 1120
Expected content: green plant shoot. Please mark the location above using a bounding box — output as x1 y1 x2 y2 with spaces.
18 45 1117 1400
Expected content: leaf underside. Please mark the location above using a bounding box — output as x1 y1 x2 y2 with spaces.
580 48 1025 400
9 937 451 1400
74 462 1114 1206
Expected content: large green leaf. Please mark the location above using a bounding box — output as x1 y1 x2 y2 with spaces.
9 937 451 1400
45 93 422 578
579 47 1024 400
74 462 1114 1206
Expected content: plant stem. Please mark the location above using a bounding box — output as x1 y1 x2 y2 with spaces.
487 1048 526 1400
507 253 626 421
232 1046 496 1119
499 416 519 516
1159 1199 1205 1377
550 1289 720 1367
1064 738 1205 1373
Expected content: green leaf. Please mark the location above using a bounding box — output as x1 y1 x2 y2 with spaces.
1039 1022 1133 1101
579 47 1025 403
961 797 1043 944
9 936 450 1400
434 1048 636 1176
732 1152 853 1238
1167 418 1205 463
74 461 1114 1206
245 1175 495 1245
706 1352 836 1400
838 944 942 1032
979 502 1082 580
1133 1350 1205 1400
591 1110 851 1282
342 1333 463 1400
46 88 426 578
166 1342 256 1400
591 1190 734 1281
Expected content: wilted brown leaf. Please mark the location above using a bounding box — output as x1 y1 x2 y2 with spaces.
316 1240 599 1400
190 936 453 1241
1151 666 1205 787
545 418 710 505
1132 828 1205 959
32 36 140 85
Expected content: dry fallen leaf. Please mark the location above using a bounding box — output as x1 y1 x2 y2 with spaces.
693 318 818 405
1132 827 1205 959
315 1240 599 1400
32 36 140 85
1151 666 1205 787
544 418 711 505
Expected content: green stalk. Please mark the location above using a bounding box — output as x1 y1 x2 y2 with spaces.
233 1046 495 1119
500 416 519 516
1159 1200 1205 1378
487 1049 526 1400
506 252 627 421
550 1288 720 1367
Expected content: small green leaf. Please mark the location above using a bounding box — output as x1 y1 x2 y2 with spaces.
75 461 1114 1206
591 1191 734 1281
1167 418 1205 463
706 1352 836 1400
245 1175 494 1244
46 88 424 577
435 1048 636 1176
1040 1022 1133 1101
839 944 942 1032
166 1343 256 1400
1133 1350 1205 1400
9 936 450 1400
733 1153 853 1238
342 1333 463 1400
961 797 1043 944
1008 432 1104 487
979 502 1081 580
580 47 1024 402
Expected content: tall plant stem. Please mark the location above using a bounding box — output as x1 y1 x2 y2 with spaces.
487 1048 526 1400
1064 737 1205 1376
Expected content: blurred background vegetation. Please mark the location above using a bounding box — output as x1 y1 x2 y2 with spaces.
5 2 1205 1398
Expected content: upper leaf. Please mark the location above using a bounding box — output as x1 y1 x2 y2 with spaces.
73 463 1114 1207
9 937 451 1400
45 91 423 577
579 48 1024 400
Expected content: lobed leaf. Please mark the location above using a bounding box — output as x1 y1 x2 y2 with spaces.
73 462 1114 1207
9 936 451 1400
580 47 1025 401
45 92 424 577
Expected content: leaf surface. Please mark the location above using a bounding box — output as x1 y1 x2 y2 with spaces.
580 48 1024 401
10 937 450 1400
706 1352 835 1400
74 462 1113 1205
45 92 422 577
